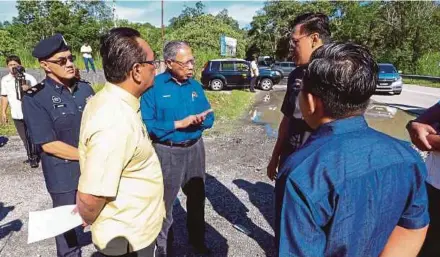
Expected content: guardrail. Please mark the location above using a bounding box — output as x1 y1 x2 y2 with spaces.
401 74 440 82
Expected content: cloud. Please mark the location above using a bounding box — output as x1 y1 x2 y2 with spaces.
113 1 162 25
207 4 263 28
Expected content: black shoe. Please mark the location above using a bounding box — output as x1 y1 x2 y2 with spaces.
29 159 39 168
191 244 211 255
23 159 30 164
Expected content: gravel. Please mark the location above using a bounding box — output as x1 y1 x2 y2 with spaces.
0 118 278 257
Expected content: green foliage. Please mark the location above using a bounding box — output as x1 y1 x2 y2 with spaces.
0 30 18 56
249 1 440 75
167 14 247 80
403 78 440 89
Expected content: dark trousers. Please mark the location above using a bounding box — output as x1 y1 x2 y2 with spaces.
419 183 440 257
83 57 96 72
94 240 156 257
50 191 83 257
250 77 258 92
153 139 206 255
13 119 31 160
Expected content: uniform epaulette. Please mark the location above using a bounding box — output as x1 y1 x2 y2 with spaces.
25 82 45 97
77 79 91 86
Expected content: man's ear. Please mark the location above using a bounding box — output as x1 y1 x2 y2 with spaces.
311 33 320 48
165 60 173 70
40 61 51 73
131 63 142 83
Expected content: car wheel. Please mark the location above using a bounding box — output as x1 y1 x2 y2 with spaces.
259 78 273 91
210 79 224 91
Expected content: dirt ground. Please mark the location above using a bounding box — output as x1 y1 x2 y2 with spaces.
0 91 278 257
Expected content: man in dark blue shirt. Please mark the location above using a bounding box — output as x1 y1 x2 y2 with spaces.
140 40 214 257
277 43 429 257
22 34 94 257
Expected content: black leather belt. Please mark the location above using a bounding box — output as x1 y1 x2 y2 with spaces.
155 138 199 148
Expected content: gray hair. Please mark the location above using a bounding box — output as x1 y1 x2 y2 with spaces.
163 40 190 61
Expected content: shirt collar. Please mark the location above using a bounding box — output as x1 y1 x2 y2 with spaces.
4 73 19 83
163 70 191 86
314 115 368 137
45 76 68 94
104 82 140 111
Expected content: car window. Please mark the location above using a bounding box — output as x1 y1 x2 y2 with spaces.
236 62 249 72
379 65 397 73
222 62 235 71
289 63 295 67
210 61 220 71
281 63 289 67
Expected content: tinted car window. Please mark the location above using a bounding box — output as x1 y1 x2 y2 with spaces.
222 62 235 71
281 63 289 67
236 62 249 71
379 65 397 73
210 61 220 71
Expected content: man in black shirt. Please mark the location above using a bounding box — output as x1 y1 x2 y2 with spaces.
266 12 332 246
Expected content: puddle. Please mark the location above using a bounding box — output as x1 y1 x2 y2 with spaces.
250 91 416 142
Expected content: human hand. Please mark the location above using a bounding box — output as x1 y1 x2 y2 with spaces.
21 84 31 91
407 121 437 151
1 113 8 124
71 206 88 227
267 158 279 181
175 115 198 129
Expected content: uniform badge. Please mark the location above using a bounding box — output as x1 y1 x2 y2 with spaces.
52 96 62 103
191 91 198 101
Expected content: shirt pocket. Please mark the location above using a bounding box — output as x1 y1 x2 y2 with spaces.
51 107 77 145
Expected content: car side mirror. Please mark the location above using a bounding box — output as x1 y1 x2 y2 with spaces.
398 70 402 74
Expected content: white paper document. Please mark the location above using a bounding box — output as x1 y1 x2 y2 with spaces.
28 205 83 244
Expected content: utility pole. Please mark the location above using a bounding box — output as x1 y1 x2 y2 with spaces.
161 0 164 48
112 0 117 28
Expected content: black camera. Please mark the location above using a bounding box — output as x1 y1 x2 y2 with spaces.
12 65 25 75
13 65 26 100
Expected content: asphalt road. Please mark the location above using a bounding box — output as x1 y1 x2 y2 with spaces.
274 83 440 115
371 84 440 114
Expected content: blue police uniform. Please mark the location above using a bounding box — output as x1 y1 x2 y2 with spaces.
276 116 429 256
22 34 94 257
140 71 214 255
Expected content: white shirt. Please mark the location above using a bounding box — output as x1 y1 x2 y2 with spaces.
250 61 259 77
1 73 37 120
80 45 93 58
426 151 440 189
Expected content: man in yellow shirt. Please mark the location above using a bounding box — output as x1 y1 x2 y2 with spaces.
76 27 165 257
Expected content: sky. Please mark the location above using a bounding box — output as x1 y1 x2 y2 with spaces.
0 0 266 29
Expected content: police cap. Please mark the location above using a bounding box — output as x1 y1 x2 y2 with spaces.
32 33 70 60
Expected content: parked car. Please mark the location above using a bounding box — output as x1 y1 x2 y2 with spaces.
201 59 282 91
376 63 403 95
271 61 296 78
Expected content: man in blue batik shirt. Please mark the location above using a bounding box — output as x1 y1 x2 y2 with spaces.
140 41 214 257
277 43 429 257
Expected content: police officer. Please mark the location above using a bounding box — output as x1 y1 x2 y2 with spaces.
140 40 214 256
22 34 94 257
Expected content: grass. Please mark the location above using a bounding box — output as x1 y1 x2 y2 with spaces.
0 49 104 71
206 90 255 123
403 78 440 88
1 85 255 136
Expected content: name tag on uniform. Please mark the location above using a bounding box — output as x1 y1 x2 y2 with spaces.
53 104 67 109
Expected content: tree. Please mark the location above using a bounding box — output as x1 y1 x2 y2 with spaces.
0 30 18 56
169 1 206 29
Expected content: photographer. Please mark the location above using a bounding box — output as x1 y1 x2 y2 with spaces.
1 55 38 167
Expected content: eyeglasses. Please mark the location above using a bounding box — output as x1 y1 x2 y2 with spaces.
172 59 195 68
289 34 311 48
138 60 160 69
46 55 76 66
